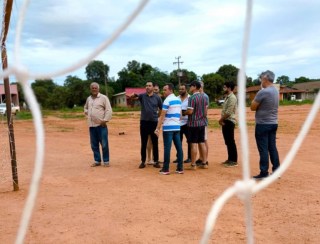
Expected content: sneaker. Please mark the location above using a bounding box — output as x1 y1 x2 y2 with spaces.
139 162 146 169
224 161 238 168
184 159 191 163
220 160 229 165
153 162 161 168
195 159 203 166
173 159 178 163
147 160 154 165
187 164 197 170
91 162 101 167
103 162 110 167
270 172 281 179
175 170 184 174
159 169 170 175
200 162 209 169
253 172 269 180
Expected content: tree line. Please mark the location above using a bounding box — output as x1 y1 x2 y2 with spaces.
14 60 318 109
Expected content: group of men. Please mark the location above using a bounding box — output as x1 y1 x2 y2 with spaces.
84 70 280 179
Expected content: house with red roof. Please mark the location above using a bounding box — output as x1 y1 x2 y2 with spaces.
112 87 145 107
234 84 306 102
0 84 20 106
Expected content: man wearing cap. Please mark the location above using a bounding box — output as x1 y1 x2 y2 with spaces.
251 70 280 179
195 81 210 166
185 81 208 170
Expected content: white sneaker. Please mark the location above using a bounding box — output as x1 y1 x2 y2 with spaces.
147 160 154 165
103 162 110 167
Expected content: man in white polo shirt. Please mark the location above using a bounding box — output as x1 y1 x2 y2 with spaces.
155 83 183 175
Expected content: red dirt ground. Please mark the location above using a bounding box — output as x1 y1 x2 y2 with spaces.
1 105 319 243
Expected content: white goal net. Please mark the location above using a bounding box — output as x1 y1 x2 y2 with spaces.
0 1 319 244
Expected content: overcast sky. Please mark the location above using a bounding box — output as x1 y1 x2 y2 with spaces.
3 0 320 84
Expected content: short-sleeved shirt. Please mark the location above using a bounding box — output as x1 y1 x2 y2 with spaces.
162 94 181 131
254 86 279 124
179 94 190 126
187 92 208 127
138 93 162 121
203 92 209 126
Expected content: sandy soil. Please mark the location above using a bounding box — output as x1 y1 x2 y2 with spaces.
1 105 319 244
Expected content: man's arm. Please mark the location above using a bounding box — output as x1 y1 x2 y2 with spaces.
250 100 260 111
155 110 167 136
185 107 193 115
129 93 139 100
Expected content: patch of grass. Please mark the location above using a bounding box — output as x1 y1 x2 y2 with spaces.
209 102 222 109
113 113 136 119
15 111 33 120
113 107 140 112
208 119 255 129
280 100 314 106
56 113 84 119
208 120 220 129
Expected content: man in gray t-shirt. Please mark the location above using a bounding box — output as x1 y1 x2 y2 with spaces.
251 70 280 179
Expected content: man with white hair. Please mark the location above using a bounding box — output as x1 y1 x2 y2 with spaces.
251 70 280 179
84 82 112 167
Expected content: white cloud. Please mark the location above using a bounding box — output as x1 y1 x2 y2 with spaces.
2 0 320 84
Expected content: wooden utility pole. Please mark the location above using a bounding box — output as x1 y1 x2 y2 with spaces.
173 56 183 86
1 0 19 191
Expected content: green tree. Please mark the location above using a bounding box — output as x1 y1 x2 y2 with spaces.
46 86 68 109
143 68 170 88
216 64 239 83
64 76 90 108
202 73 224 100
116 60 170 91
246 77 255 87
85 60 109 85
276 75 290 85
294 76 310 83
31 79 57 108
169 69 197 88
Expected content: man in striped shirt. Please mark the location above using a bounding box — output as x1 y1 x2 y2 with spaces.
155 83 183 175
185 81 208 170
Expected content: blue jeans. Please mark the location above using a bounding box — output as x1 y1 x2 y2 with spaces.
162 131 183 172
255 124 280 174
90 126 109 162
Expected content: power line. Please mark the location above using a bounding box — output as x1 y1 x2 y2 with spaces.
173 56 183 86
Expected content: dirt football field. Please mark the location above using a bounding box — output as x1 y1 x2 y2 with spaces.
1 104 320 243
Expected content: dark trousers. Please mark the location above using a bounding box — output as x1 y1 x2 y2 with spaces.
140 120 159 163
255 124 280 174
222 120 238 162
180 124 191 160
